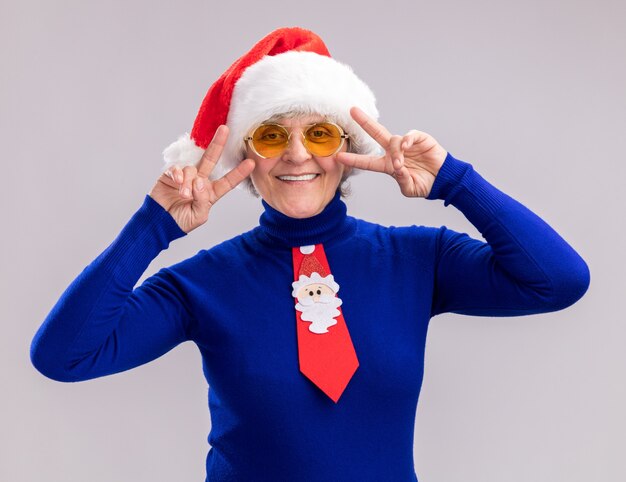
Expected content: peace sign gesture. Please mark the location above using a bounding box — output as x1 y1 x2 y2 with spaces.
149 125 255 234
336 107 448 198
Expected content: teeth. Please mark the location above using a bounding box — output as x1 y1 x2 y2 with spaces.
278 174 318 181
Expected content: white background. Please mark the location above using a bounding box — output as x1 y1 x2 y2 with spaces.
2 0 623 480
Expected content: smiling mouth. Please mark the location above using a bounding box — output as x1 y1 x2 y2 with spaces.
277 174 319 181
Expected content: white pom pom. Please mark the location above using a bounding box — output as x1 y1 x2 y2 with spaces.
162 133 205 172
300 245 315 254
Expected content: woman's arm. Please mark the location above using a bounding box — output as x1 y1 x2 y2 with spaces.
30 195 190 382
427 153 590 317
336 106 590 317
31 126 254 382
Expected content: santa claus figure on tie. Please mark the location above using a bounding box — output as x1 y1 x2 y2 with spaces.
291 245 343 335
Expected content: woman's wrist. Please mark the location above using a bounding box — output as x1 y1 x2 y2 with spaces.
426 152 472 202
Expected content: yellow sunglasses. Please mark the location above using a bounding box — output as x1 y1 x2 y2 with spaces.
244 122 349 158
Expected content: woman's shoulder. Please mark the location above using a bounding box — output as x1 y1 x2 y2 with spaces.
158 228 261 277
350 216 444 253
351 215 442 237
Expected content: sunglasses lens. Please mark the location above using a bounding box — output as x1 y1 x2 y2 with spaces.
304 123 343 156
251 124 289 158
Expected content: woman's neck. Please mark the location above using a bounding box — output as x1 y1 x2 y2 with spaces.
257 192 355 248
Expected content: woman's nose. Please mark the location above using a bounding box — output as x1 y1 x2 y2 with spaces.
282 132 311 163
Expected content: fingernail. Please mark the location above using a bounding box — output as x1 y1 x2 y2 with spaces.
183 188 191 197
196 179 204 191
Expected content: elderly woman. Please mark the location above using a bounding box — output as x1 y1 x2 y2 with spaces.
30 27 590 481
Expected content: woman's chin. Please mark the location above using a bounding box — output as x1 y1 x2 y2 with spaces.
283 205 323 219
274 198 325 219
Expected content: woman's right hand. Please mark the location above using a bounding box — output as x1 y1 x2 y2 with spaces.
149 125 255 234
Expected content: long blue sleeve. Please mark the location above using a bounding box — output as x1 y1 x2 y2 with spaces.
30 195 189 382
426 152 590 316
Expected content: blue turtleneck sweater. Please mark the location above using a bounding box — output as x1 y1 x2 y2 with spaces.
30 153 590 481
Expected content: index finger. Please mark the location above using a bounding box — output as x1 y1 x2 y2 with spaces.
335 151 390 174
197 125 229 178
211 158 256 202
350 106 392 148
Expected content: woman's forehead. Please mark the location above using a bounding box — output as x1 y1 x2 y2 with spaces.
265 113 328 126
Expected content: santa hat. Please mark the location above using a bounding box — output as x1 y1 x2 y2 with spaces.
162 27 381 179
292 245 340 296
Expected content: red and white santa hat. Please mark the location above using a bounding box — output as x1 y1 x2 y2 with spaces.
162 27 381 179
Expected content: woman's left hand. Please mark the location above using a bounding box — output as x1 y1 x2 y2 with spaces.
336 106 448 198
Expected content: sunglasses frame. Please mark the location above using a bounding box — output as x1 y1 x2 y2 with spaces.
244 121 350 159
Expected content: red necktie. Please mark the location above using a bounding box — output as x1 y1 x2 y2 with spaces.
291 244 359 402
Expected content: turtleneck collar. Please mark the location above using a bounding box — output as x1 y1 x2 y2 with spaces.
256 191 355 248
